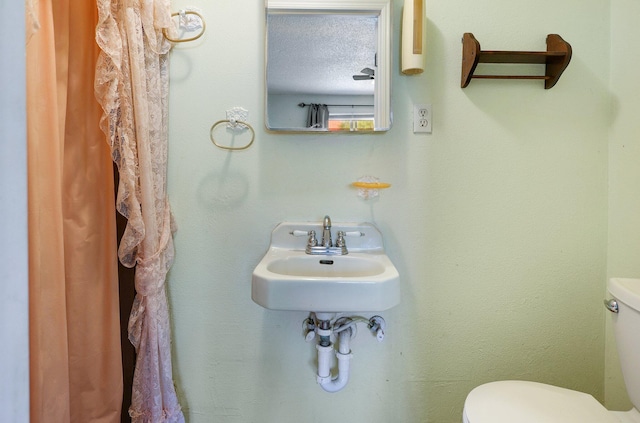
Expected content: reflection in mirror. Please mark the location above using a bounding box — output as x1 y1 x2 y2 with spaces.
265 0 392 132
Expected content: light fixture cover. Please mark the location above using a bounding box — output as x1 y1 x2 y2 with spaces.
401 0 425 75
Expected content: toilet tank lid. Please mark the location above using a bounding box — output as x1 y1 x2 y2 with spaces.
463 381 618 423
609 278 640 312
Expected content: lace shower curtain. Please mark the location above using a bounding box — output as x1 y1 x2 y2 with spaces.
95 0 184 421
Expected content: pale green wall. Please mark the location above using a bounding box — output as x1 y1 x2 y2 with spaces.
166 0 611 422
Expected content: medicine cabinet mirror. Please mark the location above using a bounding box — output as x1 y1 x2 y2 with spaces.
265 0 392 132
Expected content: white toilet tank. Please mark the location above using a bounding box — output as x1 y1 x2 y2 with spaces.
609 277 640 412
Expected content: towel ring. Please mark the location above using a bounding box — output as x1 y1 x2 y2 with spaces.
163 10 206 43
210 119 255 151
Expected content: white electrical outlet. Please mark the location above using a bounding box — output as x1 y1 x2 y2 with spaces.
413 103 432 134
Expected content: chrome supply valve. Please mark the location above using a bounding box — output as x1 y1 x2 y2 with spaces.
303 316 317 342
368 316 386 342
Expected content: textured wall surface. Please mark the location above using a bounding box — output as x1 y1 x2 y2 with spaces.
166 1 611 422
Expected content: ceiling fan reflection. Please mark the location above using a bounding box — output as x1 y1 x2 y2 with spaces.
353 67 375 80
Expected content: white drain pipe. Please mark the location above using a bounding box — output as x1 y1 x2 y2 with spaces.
306 314 385 393
316 328 353 393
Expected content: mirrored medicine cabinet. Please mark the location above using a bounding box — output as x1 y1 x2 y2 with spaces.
265 0 392 132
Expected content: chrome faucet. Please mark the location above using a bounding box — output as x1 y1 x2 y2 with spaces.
321 215 332 247
289 215 363 255
298 215 347 255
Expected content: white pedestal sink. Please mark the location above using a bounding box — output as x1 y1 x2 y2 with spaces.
252 221 400 312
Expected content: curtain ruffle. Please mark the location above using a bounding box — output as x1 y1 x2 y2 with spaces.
95 1 184 421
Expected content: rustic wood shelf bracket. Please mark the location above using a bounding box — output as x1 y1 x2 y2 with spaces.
461 33 572 89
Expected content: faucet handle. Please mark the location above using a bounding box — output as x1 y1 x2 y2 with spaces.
334 231 349 255
290 230 310 237
290 229 318 247
307 230 318 247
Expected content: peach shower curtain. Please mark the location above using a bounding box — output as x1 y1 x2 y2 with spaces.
26 0 122 422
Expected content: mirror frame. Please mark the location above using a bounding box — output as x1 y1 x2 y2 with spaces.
265 0 392 132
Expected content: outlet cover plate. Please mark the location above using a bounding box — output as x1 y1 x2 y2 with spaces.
413 103 432 134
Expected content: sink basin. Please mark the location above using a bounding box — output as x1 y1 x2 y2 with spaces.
266 255 386 278
252 221 400 312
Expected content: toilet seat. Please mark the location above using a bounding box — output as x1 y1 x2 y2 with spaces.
463 380 620 423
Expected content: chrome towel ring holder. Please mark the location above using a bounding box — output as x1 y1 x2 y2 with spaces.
209 119 255 151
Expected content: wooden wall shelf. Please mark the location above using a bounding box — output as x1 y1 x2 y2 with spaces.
461 33 572 89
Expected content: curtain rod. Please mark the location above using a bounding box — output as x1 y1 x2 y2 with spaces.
298 102 374 108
